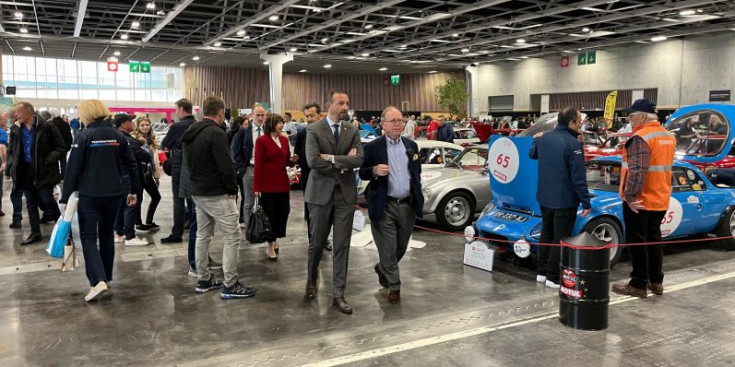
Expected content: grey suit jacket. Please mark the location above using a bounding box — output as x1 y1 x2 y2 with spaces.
304 118 364 205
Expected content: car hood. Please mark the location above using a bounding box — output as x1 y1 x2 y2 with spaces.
420 166 486 185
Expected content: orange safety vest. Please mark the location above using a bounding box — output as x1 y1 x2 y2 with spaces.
619 121 676 211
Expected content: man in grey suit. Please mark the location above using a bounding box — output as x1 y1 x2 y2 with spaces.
304 89 364 314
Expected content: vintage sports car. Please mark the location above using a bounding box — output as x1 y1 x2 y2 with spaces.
664 103 735 170
467 138 735 266
421 145 492 231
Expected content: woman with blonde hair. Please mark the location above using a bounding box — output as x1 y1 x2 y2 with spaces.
132 117 162 231
59 99 139 302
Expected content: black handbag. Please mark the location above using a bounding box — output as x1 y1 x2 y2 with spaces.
246 197 272 243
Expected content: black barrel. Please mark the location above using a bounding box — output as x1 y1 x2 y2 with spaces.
558 232 610 331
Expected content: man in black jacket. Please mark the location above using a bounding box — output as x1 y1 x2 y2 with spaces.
9 102 66 245
113 114 149 247
160 98 195 243
182 96 255 300
51 116 73 177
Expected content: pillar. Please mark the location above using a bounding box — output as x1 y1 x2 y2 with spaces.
465 65 480 118
260 52 293 114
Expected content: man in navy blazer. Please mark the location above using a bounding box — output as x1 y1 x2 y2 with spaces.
359 107 423 304
231 104 266 230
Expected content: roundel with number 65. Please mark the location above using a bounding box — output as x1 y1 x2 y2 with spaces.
660 198 683 238
488 137 520 184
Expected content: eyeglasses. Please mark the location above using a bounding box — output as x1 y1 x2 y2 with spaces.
383 119 404 124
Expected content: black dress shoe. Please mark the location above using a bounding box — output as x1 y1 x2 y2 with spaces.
305 278 318 299
9 221 21 229
374 264 388 288
0 210 5 217
325 242 333 251
332 297 353 314
388 290 401 304
160 236 183 244
21 233 43 246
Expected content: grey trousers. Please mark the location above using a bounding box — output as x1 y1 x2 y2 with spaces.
307 187 355 298
193 195 241 288
371 200 416 291
241 169 255 233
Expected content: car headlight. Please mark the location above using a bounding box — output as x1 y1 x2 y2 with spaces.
530 222 543 240
422 188 432 203
480 202 495 216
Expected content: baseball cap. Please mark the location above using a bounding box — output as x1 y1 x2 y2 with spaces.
114 114 133 128
625 99 656 114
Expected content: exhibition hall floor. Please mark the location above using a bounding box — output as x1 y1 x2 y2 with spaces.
1 177 734 366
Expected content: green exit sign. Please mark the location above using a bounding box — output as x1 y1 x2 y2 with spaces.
141 61 151 73
390 74 400 85
129 61 151 73
129 61 140 72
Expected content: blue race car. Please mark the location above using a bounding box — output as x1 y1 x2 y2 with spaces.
466 154 735 266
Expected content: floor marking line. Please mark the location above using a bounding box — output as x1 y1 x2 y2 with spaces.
298 269 735 367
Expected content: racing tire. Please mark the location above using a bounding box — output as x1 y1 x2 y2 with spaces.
582 217 623 268
436 191 475 231
715 207 735 250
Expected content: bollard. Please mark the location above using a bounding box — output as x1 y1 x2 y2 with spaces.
558 232 611 331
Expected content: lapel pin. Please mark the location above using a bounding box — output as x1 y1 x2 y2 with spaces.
412 154 419 161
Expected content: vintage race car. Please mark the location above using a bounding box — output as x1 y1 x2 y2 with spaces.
664 103 735 170
421 145 492 231
453 128 481 146
467 155 735 266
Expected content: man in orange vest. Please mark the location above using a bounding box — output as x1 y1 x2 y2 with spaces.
612 99 676 298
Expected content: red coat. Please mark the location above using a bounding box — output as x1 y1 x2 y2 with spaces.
253 134 292 193
427 120 439 140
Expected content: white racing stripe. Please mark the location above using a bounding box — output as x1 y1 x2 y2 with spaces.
300 269 735 367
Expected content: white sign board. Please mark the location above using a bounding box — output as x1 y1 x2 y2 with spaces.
464 241 494 272
540 94 550 114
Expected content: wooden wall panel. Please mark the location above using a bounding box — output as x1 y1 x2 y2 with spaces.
184 66 463 111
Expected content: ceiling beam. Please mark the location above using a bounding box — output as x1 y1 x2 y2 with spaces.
142 0 196 43
73 0 88 37
202 0 301 47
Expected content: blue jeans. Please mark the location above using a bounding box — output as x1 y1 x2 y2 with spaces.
78 195 121 286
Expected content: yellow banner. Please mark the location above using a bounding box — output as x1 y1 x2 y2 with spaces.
603 90 618 129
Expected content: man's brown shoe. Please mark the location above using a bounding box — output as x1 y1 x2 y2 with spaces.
332 297 353 314
611 283 647 298
388 290 400 304
305 277 318 299
374 264 388 288
649 283 664 295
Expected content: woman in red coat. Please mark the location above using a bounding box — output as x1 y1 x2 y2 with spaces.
253 114 298 261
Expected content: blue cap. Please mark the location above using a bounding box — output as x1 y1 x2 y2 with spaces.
625 99 656 114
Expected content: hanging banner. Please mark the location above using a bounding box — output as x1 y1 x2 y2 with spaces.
603 90 618 128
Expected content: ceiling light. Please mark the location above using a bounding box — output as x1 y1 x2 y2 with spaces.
651 35 667 42
114 51 121 56
461 48 470 53
192 56 200 61
214 42 222 47
146 2 156 10
379 67 388 71
400 44 407 48
289 47 297 52
361 52 369 57
472 62 479 66
516 38 526 43
156 10 165 16
520 56 529 59
428 70 438 73
323 64 332 68
679 9 696 16
452 33 459 37
236 30 246 36
321 37 329 43
299 69 307 73
121 34 129 40
23 46 32 51
19 27 28 33
563 50 572 53
365 24 373 29
269 15 279 21
582 27 590 32
263 61 269 65
179 62 186 67
132 21 140 28
14 11 22 19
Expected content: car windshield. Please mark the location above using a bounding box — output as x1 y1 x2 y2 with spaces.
585 160 622 192
666 110 730 156
455 130 477 139
451 147 488 167
517 113 558 137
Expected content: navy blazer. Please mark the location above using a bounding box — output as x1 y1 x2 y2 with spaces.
230 124 255 176
359 136 424 222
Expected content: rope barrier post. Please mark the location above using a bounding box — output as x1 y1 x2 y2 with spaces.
558 232 611 331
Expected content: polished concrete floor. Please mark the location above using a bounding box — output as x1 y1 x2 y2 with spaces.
1 176 735 366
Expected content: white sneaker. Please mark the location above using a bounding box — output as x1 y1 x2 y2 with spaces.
114 234 125 243
85 282 108 302
187 268 198 277
125 237 150 246
536 275 547 283
545 280 560 289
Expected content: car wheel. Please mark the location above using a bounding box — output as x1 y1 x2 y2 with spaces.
716 207 735 250
582 217 623 267
436 191 475 231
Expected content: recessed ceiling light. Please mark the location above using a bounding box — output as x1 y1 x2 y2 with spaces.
582 27 590 32
156 10 165 16
461 48 470 53
400 44 407 48
14 11 22 19
146 2 156 9
379 67 388 71
361 52 369 57
192 56 200 61
19 27 28 33
132 21 140 28
321 37 329 43
563 50 573 53
323 64 332 68
114 51 121 56
121 34 129 40
237 30 246 36
23 46 32 51
516 38 526 43
289 47 297 52
472 62 479 66
452 33 459 37
269 15 279 21
428 70 438 73
299 69 307 73
365 24 373 29
179 62 186 67
679 9 696 16
651 35 667 42
214 42 222 47
263 61 269 65
520 56 529 59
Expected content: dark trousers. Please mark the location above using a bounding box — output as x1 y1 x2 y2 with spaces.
260 192 290 242
186 198 197 269
623 202 666 289
19 164 61 235
115 195 137 240
11 186 23 222
78 195 121 286
170 167 186 238
59 154 67 178
136 175 161 225
538 205 577 283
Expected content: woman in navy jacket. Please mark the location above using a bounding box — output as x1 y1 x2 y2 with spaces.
60 99 139 302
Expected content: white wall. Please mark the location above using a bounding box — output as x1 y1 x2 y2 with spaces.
477 33 735 112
